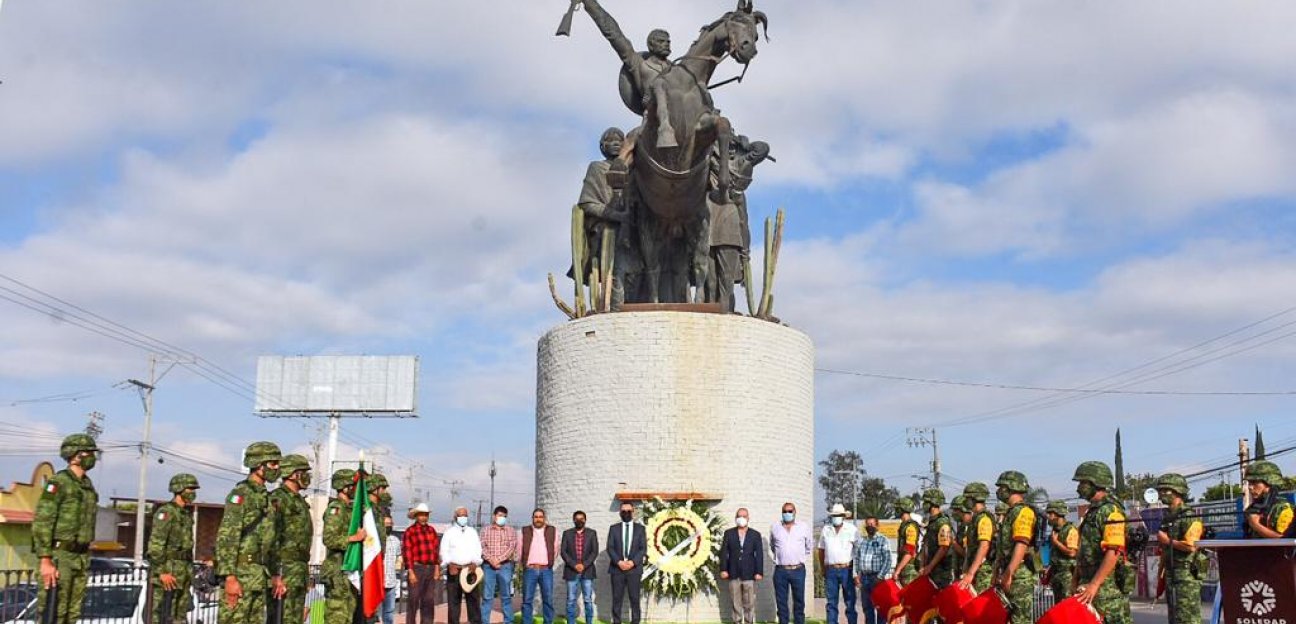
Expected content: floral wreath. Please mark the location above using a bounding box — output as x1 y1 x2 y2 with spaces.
641 497 724 601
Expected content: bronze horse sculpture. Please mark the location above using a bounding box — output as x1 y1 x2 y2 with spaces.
578 0 768 304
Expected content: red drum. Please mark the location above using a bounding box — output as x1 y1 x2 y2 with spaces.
934 585 976 624
960 588 1009 624
1037 597 1102 624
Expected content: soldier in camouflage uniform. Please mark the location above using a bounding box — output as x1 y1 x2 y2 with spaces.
1243 461 1293 538
1155 474 1204 624
149 473 200 624
1045 501 1078 605
218 441 283 624
893 499 921 586
323 469 367 624
270 454 314 624
917 489 956 590
1073 461 1131 624
957 482 996 594
993 471 1038 624
367 473 389 545
32 434 100 624
949 495 967 579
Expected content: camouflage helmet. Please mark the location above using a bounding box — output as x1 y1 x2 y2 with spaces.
1045 500 1069 517
279 454 311 477
369 473 389 489
59 433 100 460
168 473 201 494
242 441 283 470
995 470 1030 494
1155 473 1189 497
962 482 990 503
894 498 915 514
332 469 357 491
921 488 946 508
1072 461 1115 490
951 495 969 514
1247 461 1284 486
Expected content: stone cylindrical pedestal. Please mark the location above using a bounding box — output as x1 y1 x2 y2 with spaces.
535 311 815 623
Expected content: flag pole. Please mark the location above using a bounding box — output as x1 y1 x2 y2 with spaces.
356 453 367 624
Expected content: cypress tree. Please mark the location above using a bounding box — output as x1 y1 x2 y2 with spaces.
1114 428 1126 497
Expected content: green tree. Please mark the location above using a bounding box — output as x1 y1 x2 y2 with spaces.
818 450 865 512
817 450 901 518
1202 482 1242 502
1256 424 1267 460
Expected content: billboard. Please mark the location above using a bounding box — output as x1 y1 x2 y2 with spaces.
254 355 418 414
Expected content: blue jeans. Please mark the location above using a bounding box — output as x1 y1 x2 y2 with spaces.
522 568 555 624
481 562 515 624
381 585 398 624
825 567 857 624
772 566 806 624
566 579 594 624
858 574 880 624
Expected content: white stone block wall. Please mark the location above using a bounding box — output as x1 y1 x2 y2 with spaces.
535 312 815 623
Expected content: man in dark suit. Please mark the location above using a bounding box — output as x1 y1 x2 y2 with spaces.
720 507 764 624
561 511 600 624
606 501 647 624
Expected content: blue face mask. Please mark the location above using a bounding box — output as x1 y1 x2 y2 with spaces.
495 516 508 527
781 512 795 523
831 516 844 527
456 516 469 527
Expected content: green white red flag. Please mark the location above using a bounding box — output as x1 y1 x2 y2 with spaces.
342 462 384 617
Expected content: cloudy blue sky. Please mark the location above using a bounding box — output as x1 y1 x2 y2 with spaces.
2 1 1296 518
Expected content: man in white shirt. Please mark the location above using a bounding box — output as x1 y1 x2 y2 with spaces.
817 504 859 624
440 506 483 624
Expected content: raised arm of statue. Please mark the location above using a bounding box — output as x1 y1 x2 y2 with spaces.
581 0 638 64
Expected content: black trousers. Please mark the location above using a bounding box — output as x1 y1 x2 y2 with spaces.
609 568 642 624
407 564 439 624
446 572 481 624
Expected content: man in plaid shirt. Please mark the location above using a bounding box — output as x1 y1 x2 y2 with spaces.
480 506 519 624
401 504 440 624
853 517 893 624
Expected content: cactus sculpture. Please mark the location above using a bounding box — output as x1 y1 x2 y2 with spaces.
571 205 587 318
756 207 785 320
547 273 576 319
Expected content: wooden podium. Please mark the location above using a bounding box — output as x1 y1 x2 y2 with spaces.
1198 539 1296 624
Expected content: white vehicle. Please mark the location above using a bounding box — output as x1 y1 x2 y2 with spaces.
13 567 217 624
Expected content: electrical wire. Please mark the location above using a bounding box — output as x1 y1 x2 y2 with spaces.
815 368 1296 395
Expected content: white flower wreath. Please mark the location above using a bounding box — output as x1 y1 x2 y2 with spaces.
640 497 724 601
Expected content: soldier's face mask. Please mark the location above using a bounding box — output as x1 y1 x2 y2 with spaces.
181 489 197 504
380 492 393 507
996 487 1012 504
1158 490 1175 506
1076 482 1098 501
261 463 281 482
296 472 312 489
77 452 98 471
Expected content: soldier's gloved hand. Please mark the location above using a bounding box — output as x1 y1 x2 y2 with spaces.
39 557 59 589
224 576 243 608
160 573 178 591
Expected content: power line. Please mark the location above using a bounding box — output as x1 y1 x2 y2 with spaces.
816 368 1296 396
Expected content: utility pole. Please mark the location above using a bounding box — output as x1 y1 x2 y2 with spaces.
127 356 157 566
404 462 423 504
444 479 463 507
473 498 488 527
489 458 497 512
908 428 940 490
1239 438 1251 507
84 411 105 440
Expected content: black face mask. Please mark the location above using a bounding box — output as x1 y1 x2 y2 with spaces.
574 520 586 529
865 527 877 536
620 511 633 522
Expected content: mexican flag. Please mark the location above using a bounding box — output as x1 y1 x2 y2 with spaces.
342 463 385 618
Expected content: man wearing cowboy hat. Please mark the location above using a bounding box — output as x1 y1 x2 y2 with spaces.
818 503 858 624
402 503 440 624
440 506 483 624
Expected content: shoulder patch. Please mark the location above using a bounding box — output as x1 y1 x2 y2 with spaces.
45 482 58 494
157 511 168 521
330 506 339 515
228 494 244 505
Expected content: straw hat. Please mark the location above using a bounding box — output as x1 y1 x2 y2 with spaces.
459 565 483 593
407 503 431 519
